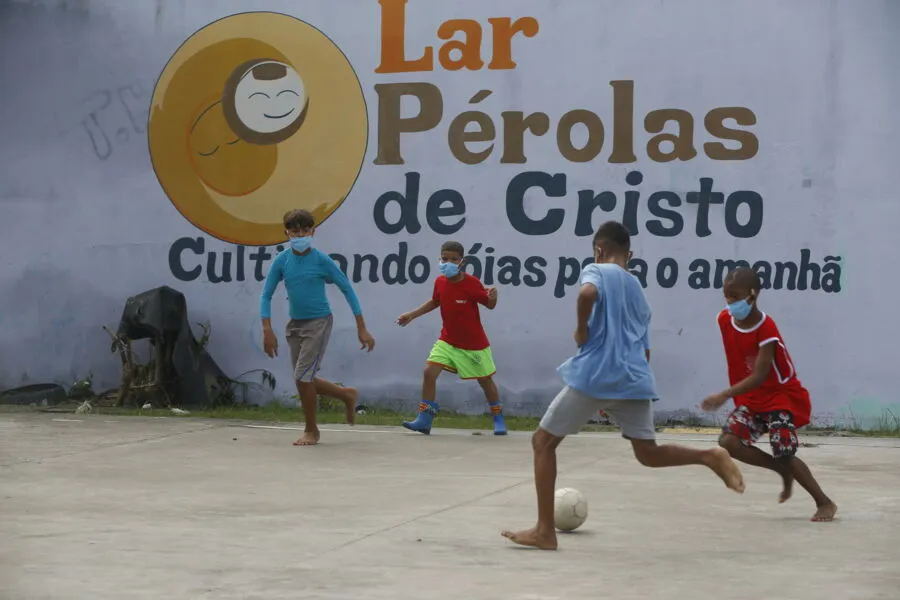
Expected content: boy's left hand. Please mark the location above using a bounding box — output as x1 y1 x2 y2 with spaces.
700 392 728 412
358 327 375 352
486 287 498 301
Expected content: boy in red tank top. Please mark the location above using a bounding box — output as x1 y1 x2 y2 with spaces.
701 267 838 522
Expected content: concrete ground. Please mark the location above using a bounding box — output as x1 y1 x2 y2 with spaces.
1 412 898 600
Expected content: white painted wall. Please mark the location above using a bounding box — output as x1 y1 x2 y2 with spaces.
1 0 898 426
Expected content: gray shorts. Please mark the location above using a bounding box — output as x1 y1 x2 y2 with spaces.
539 385 656 440
285 314 333 383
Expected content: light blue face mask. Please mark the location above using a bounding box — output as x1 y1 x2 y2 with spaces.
726 297 753 320
289 236 312 253
439 261 460 278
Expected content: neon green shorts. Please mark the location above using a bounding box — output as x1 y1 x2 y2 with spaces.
427 340 496 380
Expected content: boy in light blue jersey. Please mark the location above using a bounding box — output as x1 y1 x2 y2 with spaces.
261 209 375 447
502 221 745 550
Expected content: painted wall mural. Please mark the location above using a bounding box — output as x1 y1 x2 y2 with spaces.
149 12 367 245
1 0 898 427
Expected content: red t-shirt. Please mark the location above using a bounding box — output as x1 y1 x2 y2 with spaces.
717 310 811 427
433 274 491 350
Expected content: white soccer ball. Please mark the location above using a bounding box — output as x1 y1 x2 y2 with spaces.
554 487 588 532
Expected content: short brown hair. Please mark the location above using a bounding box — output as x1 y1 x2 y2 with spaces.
724 266 761 293
593 220 630 253
440 240 465 258
283 209 315 231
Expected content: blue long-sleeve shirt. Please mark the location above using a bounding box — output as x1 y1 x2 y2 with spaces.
260 248 362 320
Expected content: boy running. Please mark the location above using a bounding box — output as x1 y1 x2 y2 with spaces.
701 267 838 522
502 221 745 550
396 241 506 436
260 209 376 447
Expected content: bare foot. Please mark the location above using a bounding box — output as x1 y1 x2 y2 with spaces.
811 502 838 522
293 431 320 446
342 388 358 426
779 475 794 504
501 527 558 550
706 447 746 493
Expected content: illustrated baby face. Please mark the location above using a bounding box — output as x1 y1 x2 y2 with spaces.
223 60 308 145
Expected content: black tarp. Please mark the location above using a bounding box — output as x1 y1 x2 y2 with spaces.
115 285 230 409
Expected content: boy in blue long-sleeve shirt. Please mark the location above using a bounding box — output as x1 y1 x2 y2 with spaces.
261 209 375 446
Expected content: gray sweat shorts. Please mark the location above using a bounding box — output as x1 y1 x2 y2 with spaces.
285 314 334 383
539 385 657 440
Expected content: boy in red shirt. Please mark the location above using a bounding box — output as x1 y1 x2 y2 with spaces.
701 267 838 522
396 241 505 435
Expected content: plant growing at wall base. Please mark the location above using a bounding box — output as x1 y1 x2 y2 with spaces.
103 321 277 410
103 325 172 408
215 369 277 408
67 372 95 399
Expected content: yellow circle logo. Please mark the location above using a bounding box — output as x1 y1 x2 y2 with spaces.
148 12 368 246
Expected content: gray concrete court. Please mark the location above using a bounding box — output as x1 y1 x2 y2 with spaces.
1 411 898 600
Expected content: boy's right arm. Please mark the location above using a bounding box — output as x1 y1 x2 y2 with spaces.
398 280 440 326
397 298 439 326
260 254 285 357
702 340 776 411
574 264 604 346
574 283 598 347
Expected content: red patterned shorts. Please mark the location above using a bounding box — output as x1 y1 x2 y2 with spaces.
723 405 799 459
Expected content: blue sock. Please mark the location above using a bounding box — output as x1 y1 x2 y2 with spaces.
490 402 507 435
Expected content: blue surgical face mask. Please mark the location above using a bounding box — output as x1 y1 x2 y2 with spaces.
439 261 460 278
289 236 312 253
726 296 754 320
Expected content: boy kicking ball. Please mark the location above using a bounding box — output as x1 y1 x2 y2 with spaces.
502 221 745 550
701 266 838 522
396 241 506 436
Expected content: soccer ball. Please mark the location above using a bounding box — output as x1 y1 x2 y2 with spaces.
554 487 588 531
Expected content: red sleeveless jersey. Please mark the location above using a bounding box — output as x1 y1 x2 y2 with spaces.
717 310 812 427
